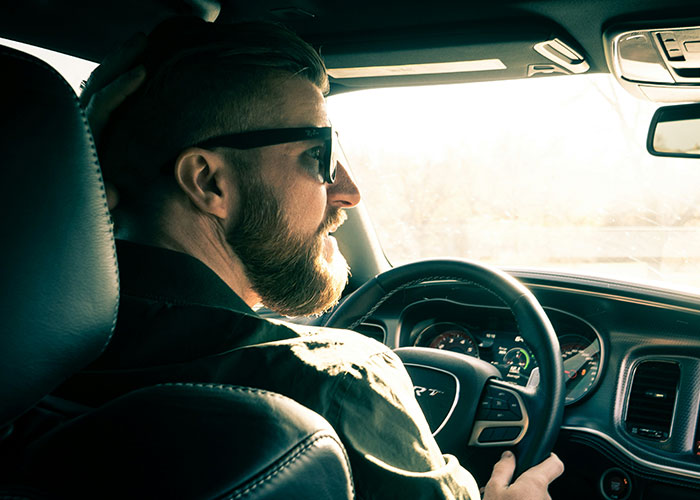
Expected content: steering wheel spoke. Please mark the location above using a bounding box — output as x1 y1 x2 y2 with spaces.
469 380 530 447
393 346 501 452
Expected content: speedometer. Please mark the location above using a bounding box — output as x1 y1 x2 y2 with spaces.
415 323 479 358
559 333 601 405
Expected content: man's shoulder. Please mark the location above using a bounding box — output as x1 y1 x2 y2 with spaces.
244 317 403 378
266 318 389 354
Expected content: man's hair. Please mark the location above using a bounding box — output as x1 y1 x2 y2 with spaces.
99 17 329 200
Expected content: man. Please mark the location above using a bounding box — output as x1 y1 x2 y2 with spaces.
62 17 563 499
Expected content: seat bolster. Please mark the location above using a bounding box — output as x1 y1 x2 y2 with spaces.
22 383 354 500
229 431 354 500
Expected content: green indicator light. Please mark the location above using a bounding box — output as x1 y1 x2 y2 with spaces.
520 348 530 370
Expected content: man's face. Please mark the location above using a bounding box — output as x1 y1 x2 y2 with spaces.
225 76 361 316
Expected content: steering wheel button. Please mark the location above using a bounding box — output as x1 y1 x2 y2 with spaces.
491 398 507 409
500 426 522 440
489 388 509 400
509 401 522 418
493 410 512 421
504 412 520 421
491 427 507 440
478 428 496 443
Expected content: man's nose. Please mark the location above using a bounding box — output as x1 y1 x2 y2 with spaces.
327 161 361 208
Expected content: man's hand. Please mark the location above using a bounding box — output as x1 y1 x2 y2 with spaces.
80 33 147 209
482 451 564 500
80 33 147 143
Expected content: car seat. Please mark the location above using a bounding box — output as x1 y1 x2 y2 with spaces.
0 44 354 499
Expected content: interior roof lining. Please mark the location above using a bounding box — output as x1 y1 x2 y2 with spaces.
1 0 700 86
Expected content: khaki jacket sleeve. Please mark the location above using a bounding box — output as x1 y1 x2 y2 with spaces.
328 347 480 500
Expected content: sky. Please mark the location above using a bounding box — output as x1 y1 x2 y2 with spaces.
1 36 98 94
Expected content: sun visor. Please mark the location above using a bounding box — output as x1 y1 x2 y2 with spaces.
605 21 700 102
319 20 589 92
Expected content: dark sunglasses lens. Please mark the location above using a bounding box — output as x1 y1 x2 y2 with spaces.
323 137 336 183
327 132 348 184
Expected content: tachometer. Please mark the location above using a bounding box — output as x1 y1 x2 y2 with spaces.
415 322 479 358
559 333 601 405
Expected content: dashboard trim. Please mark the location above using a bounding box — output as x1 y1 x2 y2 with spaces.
508 268 700 306
562 426 700 481
527 283 700 316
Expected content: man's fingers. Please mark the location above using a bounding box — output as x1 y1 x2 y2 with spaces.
80 32 147 105
484 452 564 497
519 453 565 485
88 33 147 89
487 451 516 489
91 65 145 111
84 65 145 141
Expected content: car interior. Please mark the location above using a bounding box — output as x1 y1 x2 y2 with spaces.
4 1 700 499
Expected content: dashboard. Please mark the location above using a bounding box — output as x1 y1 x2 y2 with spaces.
345 270 700 500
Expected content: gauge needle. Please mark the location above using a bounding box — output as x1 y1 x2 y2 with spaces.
562 342 598 375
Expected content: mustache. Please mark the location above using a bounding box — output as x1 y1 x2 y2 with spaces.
319 209 348 235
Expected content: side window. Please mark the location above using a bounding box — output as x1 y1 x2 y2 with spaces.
0 37 97 94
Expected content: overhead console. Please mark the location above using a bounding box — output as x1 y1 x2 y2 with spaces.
605 21 700 102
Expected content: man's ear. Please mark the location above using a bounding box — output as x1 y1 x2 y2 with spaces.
172 148 234 219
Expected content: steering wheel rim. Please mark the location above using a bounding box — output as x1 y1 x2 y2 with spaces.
324 259 565 476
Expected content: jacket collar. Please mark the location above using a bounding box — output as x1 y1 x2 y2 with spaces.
116 239 255 315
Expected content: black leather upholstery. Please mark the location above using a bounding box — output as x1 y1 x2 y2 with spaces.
0 45 354 499
0 45 118 430
25 384 354 499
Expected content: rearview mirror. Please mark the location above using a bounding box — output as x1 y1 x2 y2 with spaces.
647 102 700 158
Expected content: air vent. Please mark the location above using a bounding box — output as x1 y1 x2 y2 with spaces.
352 322 386 343
625 361 680 441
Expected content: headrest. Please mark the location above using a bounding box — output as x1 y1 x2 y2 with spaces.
0 46 119 427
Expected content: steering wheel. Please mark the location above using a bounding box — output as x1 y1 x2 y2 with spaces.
324 259 565 477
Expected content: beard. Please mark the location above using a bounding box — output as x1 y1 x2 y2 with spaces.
225 176 350 317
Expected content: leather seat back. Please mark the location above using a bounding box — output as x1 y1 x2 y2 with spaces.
25 383 355 499
0 45 118 431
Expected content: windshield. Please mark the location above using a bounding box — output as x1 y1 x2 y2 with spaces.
327 74 700 290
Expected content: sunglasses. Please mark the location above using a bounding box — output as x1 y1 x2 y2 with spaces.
193 126 344 184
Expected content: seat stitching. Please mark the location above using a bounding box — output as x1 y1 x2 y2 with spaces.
225 434 352 500
154 382 306 403
152 383 355 498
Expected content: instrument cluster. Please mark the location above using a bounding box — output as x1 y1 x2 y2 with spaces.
406 302 603 405
415 322 537 387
